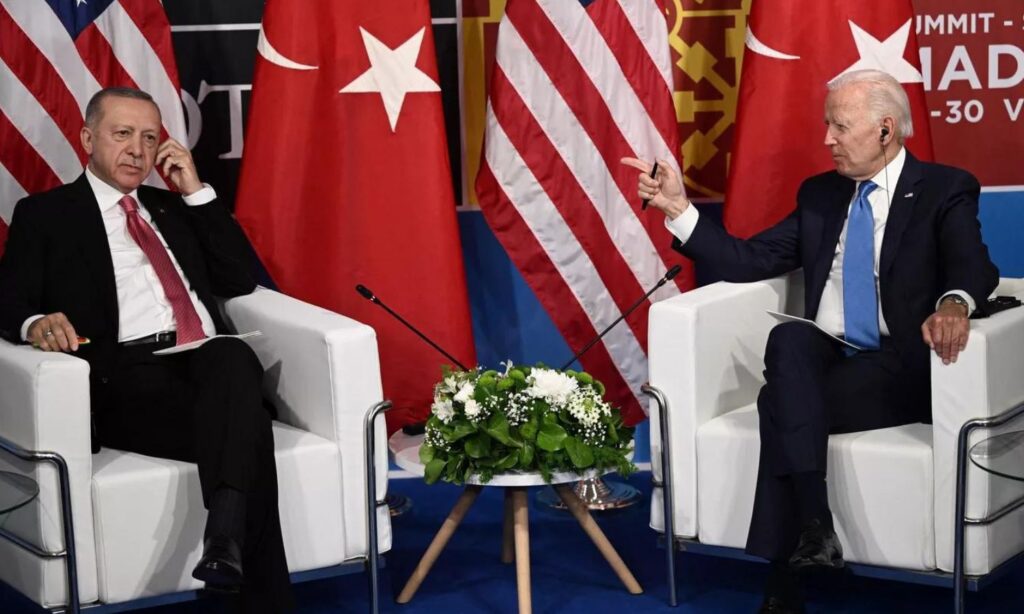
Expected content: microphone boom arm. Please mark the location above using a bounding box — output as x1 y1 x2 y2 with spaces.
559 265 682 370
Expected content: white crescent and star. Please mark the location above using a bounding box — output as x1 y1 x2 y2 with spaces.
746 18 924 85
256 25 440 132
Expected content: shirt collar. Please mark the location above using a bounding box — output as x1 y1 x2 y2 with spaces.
85 166 140 214
862 146 906 205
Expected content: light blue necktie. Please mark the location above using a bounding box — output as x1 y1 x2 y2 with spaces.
843 181 880 351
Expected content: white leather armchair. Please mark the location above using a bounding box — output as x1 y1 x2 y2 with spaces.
645 272 1024 610
0 287 391 612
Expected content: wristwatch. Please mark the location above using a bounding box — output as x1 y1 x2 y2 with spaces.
941 294 970 316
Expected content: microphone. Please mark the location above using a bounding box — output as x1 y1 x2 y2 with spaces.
559 264 683 370
354 284 470 371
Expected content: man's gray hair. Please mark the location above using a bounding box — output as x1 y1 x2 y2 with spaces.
84 87 157 128
828 69 914 140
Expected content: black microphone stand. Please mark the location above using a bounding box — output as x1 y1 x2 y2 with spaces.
541 264 683 512
355 284 474 518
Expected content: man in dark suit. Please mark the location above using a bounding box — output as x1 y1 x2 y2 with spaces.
0 88 292 612
624 69 998 613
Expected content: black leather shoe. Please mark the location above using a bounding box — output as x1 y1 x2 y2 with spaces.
192 535 243 589
788 518 844 570
759 596 806 613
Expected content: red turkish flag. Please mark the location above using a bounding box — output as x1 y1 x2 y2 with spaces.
235 0 476 431
724 1 934 238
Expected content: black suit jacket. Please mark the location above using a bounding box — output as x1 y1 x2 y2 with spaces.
674 153 998 370
0 174 256 383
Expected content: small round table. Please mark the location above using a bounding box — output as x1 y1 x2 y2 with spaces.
389 432 642 614
0 471 39 519
969 430 1024 481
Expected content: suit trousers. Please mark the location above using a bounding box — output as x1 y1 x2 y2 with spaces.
744 321 929 561
93 336 293 612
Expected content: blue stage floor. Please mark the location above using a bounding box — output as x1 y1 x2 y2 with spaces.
2 471 1022 613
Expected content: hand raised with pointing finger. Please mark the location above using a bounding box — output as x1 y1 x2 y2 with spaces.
620 157 690 219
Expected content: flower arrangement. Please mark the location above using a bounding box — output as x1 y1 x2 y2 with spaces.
419 363 636 485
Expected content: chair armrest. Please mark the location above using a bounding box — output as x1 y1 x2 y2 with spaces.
219 288 389 559
647 271 802 537
220 288 384 442
932 279 1024 572
0 340 96 584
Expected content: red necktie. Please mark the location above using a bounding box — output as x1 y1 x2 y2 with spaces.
118 195 206 345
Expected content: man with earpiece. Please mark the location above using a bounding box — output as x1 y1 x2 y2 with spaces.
623 68 997 614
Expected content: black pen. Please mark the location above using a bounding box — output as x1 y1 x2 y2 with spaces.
641 161 659 210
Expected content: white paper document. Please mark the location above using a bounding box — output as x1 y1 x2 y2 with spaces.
153 331 262 356
765 311 864 351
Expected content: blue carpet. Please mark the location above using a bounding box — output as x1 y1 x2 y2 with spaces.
2 471 1022 613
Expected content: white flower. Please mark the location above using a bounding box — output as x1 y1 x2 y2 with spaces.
454 382 475 404
526 368 578 406
464 399 482 419
500 359 515 376
442 375 459 394
432 398 454 423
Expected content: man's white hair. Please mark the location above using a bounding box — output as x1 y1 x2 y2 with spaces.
828 69 913 140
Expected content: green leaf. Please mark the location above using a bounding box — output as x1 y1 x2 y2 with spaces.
564 436 595 468
520 416 540 441
537 421 568 451
464 433 491 459
519 442 535 467
447 421 476 442
485 412 522 447
495 449 520 472
606 422 619 443
419 444 436 463
424 458 446 484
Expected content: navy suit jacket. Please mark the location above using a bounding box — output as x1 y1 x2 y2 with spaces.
0 174 256 383
674 153 998 371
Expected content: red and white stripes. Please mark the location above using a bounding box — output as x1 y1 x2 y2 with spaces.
0 0 184 249
477 0 691 424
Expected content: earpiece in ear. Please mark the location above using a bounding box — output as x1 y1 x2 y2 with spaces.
880 127 890 142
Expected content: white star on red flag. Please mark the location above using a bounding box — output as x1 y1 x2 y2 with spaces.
832 19 924 84
340 26 441 132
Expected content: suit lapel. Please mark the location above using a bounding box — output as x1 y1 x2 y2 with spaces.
880 153 924 276
69 175 119 328
810 176 856 300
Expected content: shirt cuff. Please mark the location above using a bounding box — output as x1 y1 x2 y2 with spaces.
663 205 700 243
21 315 44 342
937 290 977 315
182 184 216 206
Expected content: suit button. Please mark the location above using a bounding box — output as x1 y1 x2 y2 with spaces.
100 377 109 384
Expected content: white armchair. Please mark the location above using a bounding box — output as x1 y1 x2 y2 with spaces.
0 287 391 612
645 272 1024 610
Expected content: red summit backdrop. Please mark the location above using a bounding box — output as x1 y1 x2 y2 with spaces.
915 0 1024 189
659 0 1024 200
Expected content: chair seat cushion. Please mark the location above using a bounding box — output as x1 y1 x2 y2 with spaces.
90 422 344 604
696 405 936 570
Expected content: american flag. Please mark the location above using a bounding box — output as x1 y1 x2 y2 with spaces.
475 0 693 425
0 0 184 253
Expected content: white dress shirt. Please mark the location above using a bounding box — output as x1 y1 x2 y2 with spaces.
665 147 974 337
21 169 218 342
